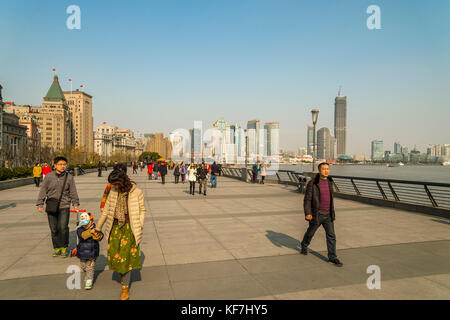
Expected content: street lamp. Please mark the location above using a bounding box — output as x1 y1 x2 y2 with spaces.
37 128 42 164
311 109 319 172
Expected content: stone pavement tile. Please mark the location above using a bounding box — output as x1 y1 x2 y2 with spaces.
423 273 450 289
239 254 320 274
251 265 348 295
0 274 78 300
171 274 271 300
0 254 77 280
166 260 247 282
164 250 235 266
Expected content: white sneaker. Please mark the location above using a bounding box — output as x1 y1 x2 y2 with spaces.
85 279 93 290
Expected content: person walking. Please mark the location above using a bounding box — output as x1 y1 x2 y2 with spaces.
180 162 187 184
210 161 219 188
98 161 103 177
159 162 168 184
132 162 138 175
173 164 180 184
187 163 197 195
140 161 144 172
300 162 343 267
95 170 146 300
197 163 208 196
260 163 267 184
251 163 259 184
147 162 153 180
42 162 52 180
33 163 42 187
75 212 104 290
100 163 128 213
153 162 159 180
36 156 80 258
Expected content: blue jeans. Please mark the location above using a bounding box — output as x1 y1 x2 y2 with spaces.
47 208 70 249
210 175 217 188
154 172 158 180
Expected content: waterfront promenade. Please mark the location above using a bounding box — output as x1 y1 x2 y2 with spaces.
0 170 449 300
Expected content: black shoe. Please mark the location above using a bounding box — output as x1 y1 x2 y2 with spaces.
328 258 343 267
300 247 308 255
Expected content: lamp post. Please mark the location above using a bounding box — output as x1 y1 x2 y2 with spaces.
245 129 249 168
38 128 42 164
311 109 319 172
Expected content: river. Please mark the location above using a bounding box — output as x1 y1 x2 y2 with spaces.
274 164 450 184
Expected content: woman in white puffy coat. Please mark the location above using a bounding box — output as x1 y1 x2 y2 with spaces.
187 163 197 195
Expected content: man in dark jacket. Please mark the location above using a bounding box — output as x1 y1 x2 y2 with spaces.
300 162 343 267
197 163 208 196
36 156 80 258
159 162 168 184
210 162 220 188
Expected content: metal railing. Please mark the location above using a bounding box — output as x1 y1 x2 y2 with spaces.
222 167 450 210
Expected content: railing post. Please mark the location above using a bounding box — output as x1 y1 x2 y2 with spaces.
424 185 438 207
376 181 388 200
387 182 400 201
351 178 361 196
332 179 340 193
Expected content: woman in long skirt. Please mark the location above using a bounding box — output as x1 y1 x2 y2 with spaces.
96 170 146 300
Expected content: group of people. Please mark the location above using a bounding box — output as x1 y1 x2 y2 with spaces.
36 157 147 300
34 155 343 300
251 162 268 184
32 162 53 187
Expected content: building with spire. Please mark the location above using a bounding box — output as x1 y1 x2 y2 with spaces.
36 75 73 152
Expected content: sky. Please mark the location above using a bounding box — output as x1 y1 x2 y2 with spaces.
0 0 449 156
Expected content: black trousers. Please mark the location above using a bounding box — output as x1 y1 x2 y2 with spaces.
189 181 196 194
47 208 70 249
98 169 102 177
301 211 337 260
34 177 40 187
174 175 180 184
161 174 166 184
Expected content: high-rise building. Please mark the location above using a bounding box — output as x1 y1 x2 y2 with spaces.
371 139 384 161
334 94 347 156
317 127 333 160
264 122 280 157
307 125 314 156
247 120 260 161
145 132 172 159
64 89 93 154
394 142 402 154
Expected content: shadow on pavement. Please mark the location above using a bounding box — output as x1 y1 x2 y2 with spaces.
0 203 17 210
265 230 328 262
110 251 146 289
431 219 450 226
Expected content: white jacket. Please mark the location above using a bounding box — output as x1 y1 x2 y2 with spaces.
187 167 197 182
96 183 146 245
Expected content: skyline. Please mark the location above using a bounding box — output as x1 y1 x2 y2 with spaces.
1 0 449 156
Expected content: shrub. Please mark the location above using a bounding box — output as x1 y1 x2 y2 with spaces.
0 167 14 181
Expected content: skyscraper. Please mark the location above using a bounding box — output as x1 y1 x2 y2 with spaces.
394 142 402 154
371 140 384 161
247 120 260 161
307 125 314 156
334 93 347 156
317 127 332 160
264 122 280 157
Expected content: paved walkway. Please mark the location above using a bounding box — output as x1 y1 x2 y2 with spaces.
0 170 449 299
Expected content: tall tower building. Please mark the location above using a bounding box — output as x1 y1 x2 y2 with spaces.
264 122 280 157
334 91 347 156
64 90 94 154
39 75 73 152
371 139 384 161
307 125 314 156
317 127 332 160
247 120 260 161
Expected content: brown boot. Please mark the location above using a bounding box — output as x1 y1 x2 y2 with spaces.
120 286 129 300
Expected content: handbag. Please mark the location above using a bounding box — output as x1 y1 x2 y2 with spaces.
45 173 69 214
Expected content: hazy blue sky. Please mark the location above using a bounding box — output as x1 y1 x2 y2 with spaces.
1 0 449 156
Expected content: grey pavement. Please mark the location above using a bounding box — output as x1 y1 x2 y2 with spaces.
0 170 449 299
